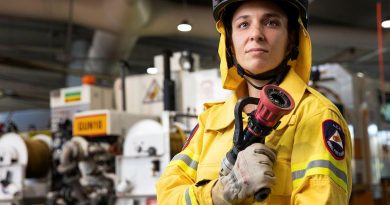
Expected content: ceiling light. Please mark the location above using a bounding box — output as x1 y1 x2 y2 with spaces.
147 67 158 75
357 72 365 78
177 20 192 32
382 19 390 28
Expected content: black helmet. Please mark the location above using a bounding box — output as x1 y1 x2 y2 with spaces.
212 0 308 28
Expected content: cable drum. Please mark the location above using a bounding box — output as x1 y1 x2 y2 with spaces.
25 137 51 178
0 133 51 178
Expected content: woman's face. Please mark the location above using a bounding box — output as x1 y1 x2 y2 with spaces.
231 0 289 75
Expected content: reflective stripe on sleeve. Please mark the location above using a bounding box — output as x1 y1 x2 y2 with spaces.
292 155 348 192
169 150 199 179
183 186 198 205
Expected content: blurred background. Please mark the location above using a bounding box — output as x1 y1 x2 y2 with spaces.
0 0 389 204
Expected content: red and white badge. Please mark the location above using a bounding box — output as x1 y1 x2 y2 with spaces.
322 120 345 160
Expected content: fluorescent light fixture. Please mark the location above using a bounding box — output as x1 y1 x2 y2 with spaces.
382 19 390 28
147 67 158 75
357 72 365 78
177 20 192 32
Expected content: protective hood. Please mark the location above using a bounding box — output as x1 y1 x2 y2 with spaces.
216 17 312 90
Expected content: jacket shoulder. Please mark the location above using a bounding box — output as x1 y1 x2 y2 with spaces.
198 101 225 123
203 101 225 110
300 86 344 118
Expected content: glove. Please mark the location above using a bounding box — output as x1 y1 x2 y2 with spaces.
212 143 276 205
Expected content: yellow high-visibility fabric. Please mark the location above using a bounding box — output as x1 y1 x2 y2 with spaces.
156 69 352 204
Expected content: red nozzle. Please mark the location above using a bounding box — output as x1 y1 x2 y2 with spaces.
255 85 295 128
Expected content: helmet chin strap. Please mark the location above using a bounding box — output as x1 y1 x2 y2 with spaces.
234 46 299 90
243 75 272 90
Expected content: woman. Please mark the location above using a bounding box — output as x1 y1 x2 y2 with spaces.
156 0 352 204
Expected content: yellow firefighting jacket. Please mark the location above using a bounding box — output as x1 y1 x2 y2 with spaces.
156 13 351 205
156 68 352 204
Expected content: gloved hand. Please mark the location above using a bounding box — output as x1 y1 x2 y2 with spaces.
212 143 276 205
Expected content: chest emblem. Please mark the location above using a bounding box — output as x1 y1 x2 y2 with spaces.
322 120 345 160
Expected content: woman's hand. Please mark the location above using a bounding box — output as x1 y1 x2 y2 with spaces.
212 143 276 204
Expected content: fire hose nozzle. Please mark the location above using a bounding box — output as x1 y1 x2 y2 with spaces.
255 85 295 128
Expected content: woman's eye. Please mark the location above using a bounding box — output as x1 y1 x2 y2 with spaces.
238 22 249 29
264 19 281 27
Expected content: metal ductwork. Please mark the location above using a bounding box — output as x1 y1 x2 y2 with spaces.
86 0 152 74
0 0 152 75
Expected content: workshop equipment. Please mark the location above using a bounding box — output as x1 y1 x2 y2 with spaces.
50 85 113 132
0 133 51 204
220 84 294 201
115 111 187 205
48 109 147 205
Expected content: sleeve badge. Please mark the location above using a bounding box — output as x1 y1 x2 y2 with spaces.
322 120 345 160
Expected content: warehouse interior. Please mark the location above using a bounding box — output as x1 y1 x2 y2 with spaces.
0 0 389 204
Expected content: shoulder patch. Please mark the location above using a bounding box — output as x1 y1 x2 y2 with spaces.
322 120 345 160
182 124 199 150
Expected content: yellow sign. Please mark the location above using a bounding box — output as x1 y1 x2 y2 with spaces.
143 79 162 103
73 114 107 136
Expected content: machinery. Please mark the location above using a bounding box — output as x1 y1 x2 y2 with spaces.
50 84 113 132
47 110 147 205
0 133 52 205
115 111 186 205
114 52 231 119
47 84 114 204
0 51 225 204
48 135 116 205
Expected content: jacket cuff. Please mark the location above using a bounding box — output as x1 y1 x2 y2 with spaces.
194 178 218 204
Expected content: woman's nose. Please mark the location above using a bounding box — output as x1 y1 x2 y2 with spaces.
249 25 264 41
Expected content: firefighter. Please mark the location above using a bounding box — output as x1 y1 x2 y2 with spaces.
156 0 352 204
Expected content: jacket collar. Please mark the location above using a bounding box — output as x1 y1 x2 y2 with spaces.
276 68 307 130
205 69 307 131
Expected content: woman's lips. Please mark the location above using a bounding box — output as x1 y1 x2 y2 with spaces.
246 48 268 53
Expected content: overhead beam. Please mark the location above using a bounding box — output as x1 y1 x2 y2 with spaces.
0 57 118 81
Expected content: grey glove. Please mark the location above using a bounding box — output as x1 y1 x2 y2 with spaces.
212 143 276 204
